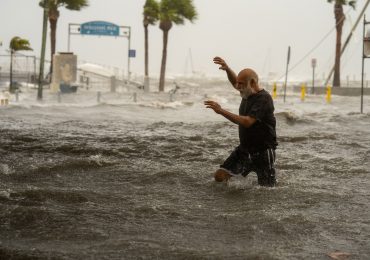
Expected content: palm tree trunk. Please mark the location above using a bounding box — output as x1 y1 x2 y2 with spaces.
49 8 59 82
144 25 149 77
38 6 48 100
9 50 13 93
159 29 169 92
333 3 344 87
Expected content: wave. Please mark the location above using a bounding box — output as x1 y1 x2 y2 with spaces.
279 132 337 143
53 144 120 156
203 95 228 104
278 136 308 143
10 189 89 204
2 98 195 111
275 162 304 170
275 111 314 125
8 157 115 179
0 247 55 260
138 100 193 109
0 164 14 175
35 157 112 171
340 141 367 149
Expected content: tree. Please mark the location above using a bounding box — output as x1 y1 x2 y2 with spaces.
38 0 49 100
158 0 197 91
39 0 88 79
9 37 33 93
143 0 159 80
327 0 356 87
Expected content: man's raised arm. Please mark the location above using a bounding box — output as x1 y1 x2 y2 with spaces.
213 57 237 89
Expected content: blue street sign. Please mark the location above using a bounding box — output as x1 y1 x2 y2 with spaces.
80 21 120 36
129 49 136 58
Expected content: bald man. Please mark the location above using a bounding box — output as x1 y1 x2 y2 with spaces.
204 57 277 187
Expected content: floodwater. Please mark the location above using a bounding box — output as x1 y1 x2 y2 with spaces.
1 79 370 259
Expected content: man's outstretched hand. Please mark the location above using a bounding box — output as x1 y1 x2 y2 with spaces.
213 57 228 71
204 100 222 114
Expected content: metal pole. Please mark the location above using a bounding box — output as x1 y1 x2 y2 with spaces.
283 46 291 103
128 27 131 80
312 66 315 94
57 91 62 103
68 24 71 52
33 56 36 87
361 15 366 114
9 51 13 92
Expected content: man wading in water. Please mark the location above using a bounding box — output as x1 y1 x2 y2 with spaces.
204 57 278 187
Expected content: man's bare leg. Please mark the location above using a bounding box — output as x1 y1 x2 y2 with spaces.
214 168 232 182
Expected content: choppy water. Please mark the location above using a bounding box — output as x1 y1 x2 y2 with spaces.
1 80 370 259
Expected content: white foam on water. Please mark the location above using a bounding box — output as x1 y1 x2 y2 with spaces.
2 77 370 125
0 163 13 175
138 100 187 109
204 94 229 104
0 189 11 199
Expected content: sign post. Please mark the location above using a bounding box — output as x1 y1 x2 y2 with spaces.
311 58 317 94
68 21 132 79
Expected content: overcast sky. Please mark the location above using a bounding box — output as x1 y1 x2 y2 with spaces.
1 0 370 82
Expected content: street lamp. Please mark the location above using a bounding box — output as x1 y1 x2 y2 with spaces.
361 15 370 113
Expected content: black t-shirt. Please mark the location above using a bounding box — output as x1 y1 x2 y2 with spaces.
239 89 277 152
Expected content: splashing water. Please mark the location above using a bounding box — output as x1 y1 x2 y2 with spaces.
1 78 370 259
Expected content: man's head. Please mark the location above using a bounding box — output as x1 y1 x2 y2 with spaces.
236 68 260 98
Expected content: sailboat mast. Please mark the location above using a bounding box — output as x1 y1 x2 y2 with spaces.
189 48 195 74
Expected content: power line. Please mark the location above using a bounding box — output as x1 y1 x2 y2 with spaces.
277 8 352 81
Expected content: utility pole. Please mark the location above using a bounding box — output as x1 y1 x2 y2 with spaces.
38 1 48 100
283 46 291 103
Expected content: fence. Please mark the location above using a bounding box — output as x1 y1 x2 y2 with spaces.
0 53 50 85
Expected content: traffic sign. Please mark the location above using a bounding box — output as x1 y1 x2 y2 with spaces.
311 58 317 68
80 21 120 36
129 49 136 58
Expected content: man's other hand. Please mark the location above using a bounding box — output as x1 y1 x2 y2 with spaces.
213 57 228 71
204 100 222 114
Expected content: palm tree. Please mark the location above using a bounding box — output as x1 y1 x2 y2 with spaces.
143 0 159 83
158 0 197 91
38 0 49 100
39 0 88 79
327 0 356 87
9 37 33 93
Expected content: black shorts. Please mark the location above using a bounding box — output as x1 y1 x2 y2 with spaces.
220 146 277 186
